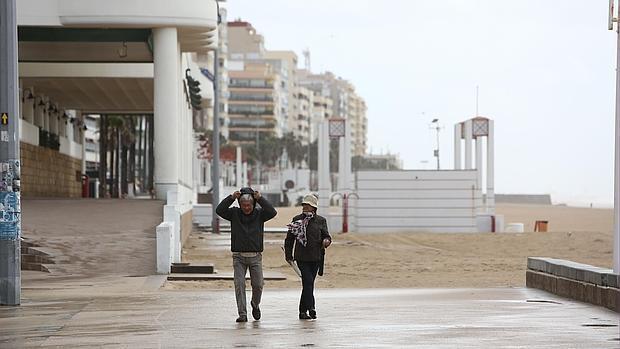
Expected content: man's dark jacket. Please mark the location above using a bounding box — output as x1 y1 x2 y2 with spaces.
284 214 331 262
216 195 277 252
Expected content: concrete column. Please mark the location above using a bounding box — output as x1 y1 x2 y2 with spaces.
34 96 43 128
487 120 495 213
153 27 180 200
318 121 330 215
337 136 346 192
236 146 242 187
42 100 50 132
22 88 34 124
475 136 484 213
242 162 248 187
50 110 58 136
475 137 483 190
345 119 353 191
66 110 75 142
464 119 473 170
454 123 462 169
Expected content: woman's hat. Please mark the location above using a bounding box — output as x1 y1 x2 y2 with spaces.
301 194 318 208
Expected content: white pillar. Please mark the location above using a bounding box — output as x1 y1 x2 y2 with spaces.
487 120 495 213
34 96 43 128
345 119 353 191
475 136 483 190
337 136 346 192
42 100 50 132
236 146 242 187
475 136 484 213
66 110 75 142
454 123 462 169
22 88 34 124
153 28 180 200
242 162 248 187
318 121 330 215
464 119 473 170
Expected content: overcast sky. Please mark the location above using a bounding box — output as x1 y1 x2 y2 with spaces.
224 1 617 207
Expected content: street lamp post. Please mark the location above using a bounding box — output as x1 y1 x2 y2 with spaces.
431 119 441 170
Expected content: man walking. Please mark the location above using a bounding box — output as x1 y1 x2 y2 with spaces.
216 187 277 322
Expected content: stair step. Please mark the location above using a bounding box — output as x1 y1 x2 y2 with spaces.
21 262 50 273
21 254 55 264
167 271 286 281
171 263 215 274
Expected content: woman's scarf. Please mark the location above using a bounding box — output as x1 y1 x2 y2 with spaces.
287 212 314 246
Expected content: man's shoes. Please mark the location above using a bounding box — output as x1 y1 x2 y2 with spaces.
309 309 317 319
236 315 248 323
251 302 261 320
299 312 312 320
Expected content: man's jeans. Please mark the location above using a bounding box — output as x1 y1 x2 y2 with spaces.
232 253 264 317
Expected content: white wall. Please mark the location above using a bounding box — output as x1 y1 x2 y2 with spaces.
355 170 481 233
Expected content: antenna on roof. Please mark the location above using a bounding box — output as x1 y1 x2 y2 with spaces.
475 85 480 116
303 49 311 72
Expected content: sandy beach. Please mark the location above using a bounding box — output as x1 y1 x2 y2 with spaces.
165 203 614 290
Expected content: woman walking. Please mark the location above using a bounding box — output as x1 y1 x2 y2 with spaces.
284 194 332 320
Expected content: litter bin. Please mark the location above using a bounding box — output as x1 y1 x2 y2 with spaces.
534 220 548 232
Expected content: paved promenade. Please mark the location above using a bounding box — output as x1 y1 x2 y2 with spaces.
1 281 619 348
0 199 617 348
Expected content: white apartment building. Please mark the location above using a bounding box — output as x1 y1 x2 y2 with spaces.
298 70 368 156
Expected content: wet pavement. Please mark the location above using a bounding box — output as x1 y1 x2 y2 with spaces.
2 199 618 348
1 280 618 348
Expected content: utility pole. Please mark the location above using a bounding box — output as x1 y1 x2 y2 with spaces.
610 0 620 273
0 0 21 305
211 5 221 234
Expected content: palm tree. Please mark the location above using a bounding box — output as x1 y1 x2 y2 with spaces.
281 132 306 168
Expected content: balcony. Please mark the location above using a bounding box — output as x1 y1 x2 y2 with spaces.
229 79 274 89
228 119 276 129
228 108 275 116
229 95 273 102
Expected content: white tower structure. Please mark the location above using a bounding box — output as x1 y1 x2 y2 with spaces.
454 117 495 213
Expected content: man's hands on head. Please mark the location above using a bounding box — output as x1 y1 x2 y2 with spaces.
232 191 241 199
253 190 261 200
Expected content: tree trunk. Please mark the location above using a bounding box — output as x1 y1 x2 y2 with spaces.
121 143 128 197
148 114 155 195
129 116 136 196
142 115 148 193
110 126 116 198
99 115 107 198
116 127 121 198
137 115 144 193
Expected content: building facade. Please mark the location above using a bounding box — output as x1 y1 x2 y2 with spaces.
298 70 368 155
227 62 282 144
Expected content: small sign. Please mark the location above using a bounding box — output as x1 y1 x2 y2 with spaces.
0 113 7 125
1 131 8 142
328 118 346 138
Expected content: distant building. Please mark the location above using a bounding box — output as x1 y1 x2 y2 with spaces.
298 70 368 156
353 153 403 170
227 62 282 143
